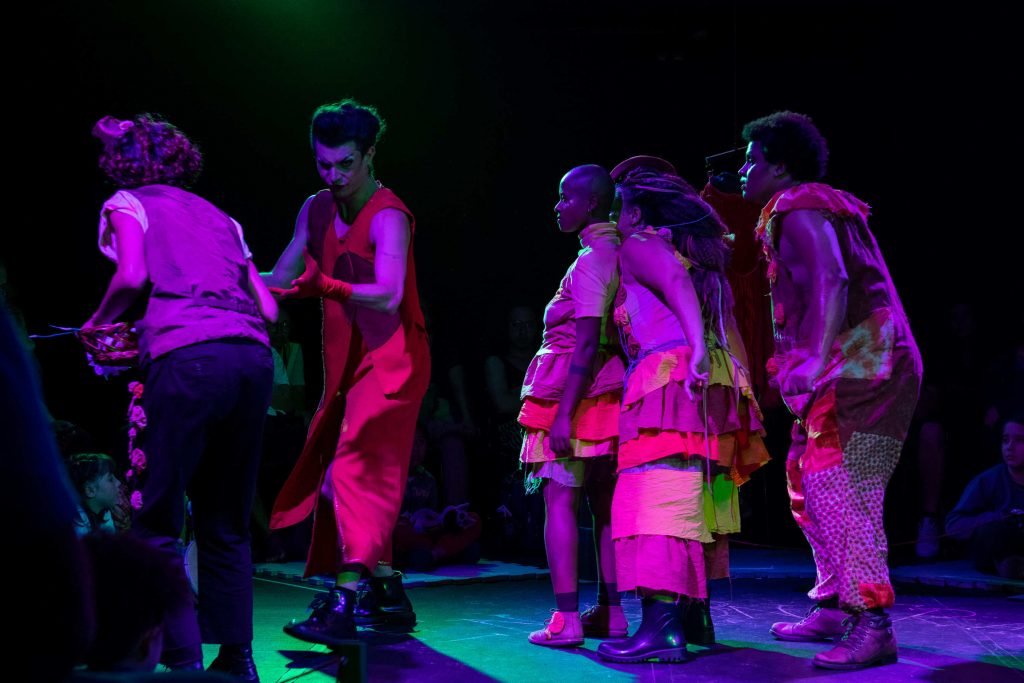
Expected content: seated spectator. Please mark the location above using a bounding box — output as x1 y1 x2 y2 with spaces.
267 311 308 421
251 311 310 562
945 416 1024 578
4 302 92 683
68 453 123 536
419 302 476 509
481 305 545 560
393 425 481 571
420 381 473 507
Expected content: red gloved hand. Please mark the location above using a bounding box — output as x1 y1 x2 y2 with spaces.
270 251 353 302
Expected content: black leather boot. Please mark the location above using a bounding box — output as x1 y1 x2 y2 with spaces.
208 643 260 682
597 598 689 663
284 587 358 647
681 597 715 646
354 573 417 630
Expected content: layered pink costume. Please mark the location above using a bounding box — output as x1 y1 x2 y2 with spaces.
612 228 769 596
757 183 922 611
518 222 624 471
271 188 431 577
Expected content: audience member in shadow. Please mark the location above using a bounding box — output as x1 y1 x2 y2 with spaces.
482 305 545 561
945 415 1024 579
908 303 989 561
76 534 194 674
419 364 473 509
4 301 94 683
68 453 122 536
251 310 310 563
422 300 481 510
392 425 482 572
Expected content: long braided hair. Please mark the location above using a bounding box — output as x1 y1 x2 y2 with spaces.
617 168 735 349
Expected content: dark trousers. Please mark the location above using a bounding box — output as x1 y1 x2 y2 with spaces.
133 340 273 654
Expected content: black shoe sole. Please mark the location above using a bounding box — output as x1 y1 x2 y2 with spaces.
355 611 417 631
598 648 690 664
283 623 358 648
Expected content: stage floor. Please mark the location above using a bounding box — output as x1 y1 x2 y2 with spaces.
222 550 1023 682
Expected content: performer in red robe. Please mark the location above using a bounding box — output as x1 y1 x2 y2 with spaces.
264 100 430 646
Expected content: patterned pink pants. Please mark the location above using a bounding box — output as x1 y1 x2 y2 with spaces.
787 417 902 612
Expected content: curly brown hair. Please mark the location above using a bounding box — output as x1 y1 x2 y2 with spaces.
95 114 203 188
741 111 829 182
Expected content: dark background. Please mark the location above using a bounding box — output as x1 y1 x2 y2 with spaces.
6 1 1019 546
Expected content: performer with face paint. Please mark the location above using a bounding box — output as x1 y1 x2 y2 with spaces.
264 100 430 645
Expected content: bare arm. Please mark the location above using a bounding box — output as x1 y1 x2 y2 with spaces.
945 475 1007 541
272 208 410 314
350 208 410 314
622 236 708 395
261 195 314 289
548 316 602 456
247 260 279 323
778 209 848 393
85 211 148 327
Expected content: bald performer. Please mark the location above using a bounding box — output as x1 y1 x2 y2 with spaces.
519 165 627 647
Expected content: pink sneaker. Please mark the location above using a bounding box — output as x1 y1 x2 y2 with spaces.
770 604 847 642
580 604 628 638
813 611 898 670
528 610 584 648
